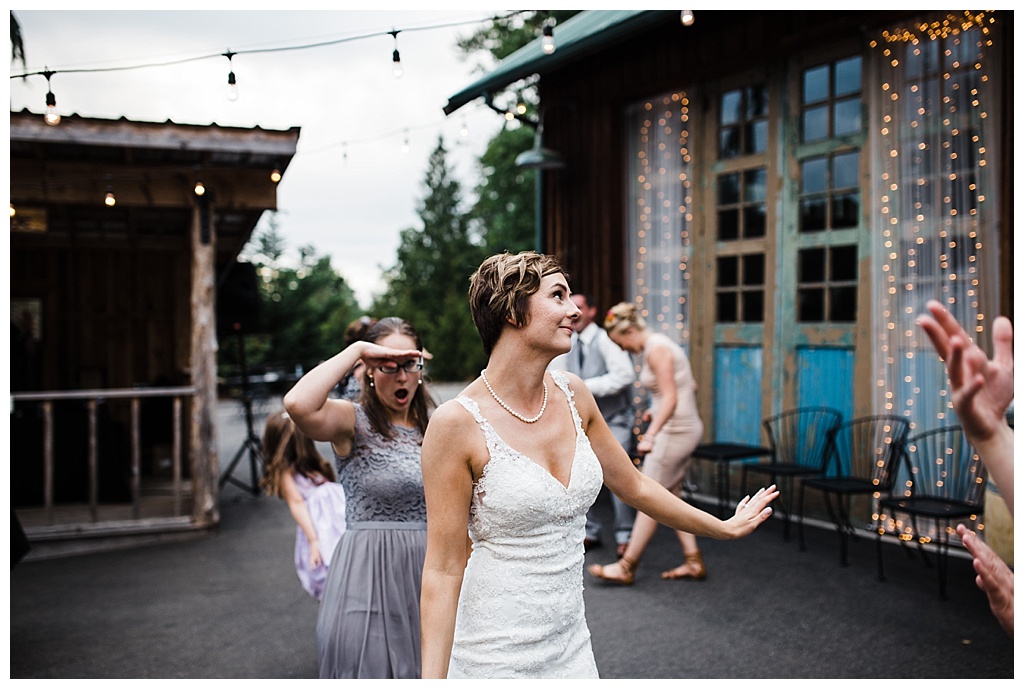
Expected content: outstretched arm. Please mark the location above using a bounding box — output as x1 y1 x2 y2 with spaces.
918 300 1014 514
578 378 777 539
957 524 1014 636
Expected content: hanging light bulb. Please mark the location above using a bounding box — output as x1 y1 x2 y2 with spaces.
224 51 239 101
194 179 205 196
43 70 60 126
680 10 695 26
10 203 16 218
104 185 116 207
542 23 556 54
460 119 469 138
389 30 404 79
270 168 282 184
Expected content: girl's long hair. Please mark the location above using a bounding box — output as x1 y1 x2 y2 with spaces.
358 316 435 439
260 411 336 498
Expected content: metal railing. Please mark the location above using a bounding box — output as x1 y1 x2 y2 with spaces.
10 386 197 528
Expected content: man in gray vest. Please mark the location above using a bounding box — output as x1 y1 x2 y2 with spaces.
551 293 637 554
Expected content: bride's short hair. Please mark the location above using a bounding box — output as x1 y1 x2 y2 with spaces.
469 251 567 356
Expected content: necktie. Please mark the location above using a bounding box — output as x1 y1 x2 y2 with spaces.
575 336 585 371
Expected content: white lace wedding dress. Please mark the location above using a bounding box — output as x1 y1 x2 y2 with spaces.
449 371 603 678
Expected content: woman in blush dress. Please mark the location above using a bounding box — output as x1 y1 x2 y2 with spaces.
284 317 434 678
419 251 778 678
589 302 708 584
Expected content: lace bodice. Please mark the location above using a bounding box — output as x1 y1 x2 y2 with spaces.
333 404 426 524
448 371 602 678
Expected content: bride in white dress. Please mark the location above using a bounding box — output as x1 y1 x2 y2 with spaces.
420 251 779 679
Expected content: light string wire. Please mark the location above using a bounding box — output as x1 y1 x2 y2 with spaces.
8 11 525 80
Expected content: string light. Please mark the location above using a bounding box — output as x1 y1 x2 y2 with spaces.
193 165 205 196
43 69 60 126
389 30 404 79
270 167 282 183
104 184 116 207
542 23 555 54
10 203 16 218
224 51 238 101
680 10 695 27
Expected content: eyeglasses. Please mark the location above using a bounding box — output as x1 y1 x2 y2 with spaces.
376 358 424 375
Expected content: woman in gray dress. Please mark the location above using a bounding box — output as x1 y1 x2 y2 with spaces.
284 317 434 678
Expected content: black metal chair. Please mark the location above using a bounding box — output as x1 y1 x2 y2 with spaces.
741 406 842 540
798 415 910 566
876 425 988 599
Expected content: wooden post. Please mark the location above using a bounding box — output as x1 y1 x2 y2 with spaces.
189 196 220 526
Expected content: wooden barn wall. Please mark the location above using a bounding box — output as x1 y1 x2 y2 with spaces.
11 239 191 394
535 10 1007 311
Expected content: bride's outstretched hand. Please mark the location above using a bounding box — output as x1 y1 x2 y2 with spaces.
725 485 779 538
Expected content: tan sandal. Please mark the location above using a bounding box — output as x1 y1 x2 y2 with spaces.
660 551 707 581
588 554 637 585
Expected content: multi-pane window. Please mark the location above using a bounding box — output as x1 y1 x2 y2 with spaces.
797 246 857 322
802 56 862 142
717 253 764 323
720 85 768 158
718 168 766 240
799 151 860 232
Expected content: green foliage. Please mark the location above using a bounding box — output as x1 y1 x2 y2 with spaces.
373 137 487 382
472 125 538 255
223 215 362 378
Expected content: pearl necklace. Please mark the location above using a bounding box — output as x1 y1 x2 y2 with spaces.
480 369 548 424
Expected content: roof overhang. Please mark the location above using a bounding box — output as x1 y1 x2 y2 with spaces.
444 10 676 115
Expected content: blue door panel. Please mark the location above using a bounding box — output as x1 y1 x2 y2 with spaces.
713 346 763 445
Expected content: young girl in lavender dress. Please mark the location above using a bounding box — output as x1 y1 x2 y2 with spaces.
261 411 347 601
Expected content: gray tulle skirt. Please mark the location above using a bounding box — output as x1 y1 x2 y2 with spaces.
316 522 427 678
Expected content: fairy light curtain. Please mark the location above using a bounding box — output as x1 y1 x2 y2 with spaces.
625 91 693 343
868 11 1001 434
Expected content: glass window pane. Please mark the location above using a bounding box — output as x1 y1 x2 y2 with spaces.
803 64 829 103
743 206 766 238
742 290 764 322
834 56 862 97
742 253 765 285
718 209 739 240
798 288 824 322
744 169 767 203
830 245 858 281
799 248 826 283
800 197 827 233
718 173 740 205
833 151 860 189
801 157 828 195
833 97 862 137
831 192 860 228
749 120 769 154
717 293 737 322
721 89 742 125
717 256 738 287
720 126 740 159
746 84 768 118
829 286 857 321
803 105 829 142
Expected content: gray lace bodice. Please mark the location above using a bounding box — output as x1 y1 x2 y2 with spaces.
333 404 426 524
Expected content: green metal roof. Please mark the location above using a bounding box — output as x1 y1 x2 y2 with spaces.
443 10 676 115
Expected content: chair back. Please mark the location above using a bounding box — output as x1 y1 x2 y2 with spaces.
896 426 988 505
822 415 910 489
762 406 842 470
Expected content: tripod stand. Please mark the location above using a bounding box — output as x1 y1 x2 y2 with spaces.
219 327 262 495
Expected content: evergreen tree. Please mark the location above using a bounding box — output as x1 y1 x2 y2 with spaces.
375 137 486 382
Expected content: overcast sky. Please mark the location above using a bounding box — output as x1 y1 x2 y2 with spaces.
9 9 514 306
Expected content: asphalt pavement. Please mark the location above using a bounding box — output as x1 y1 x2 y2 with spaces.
7 391 1015 679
